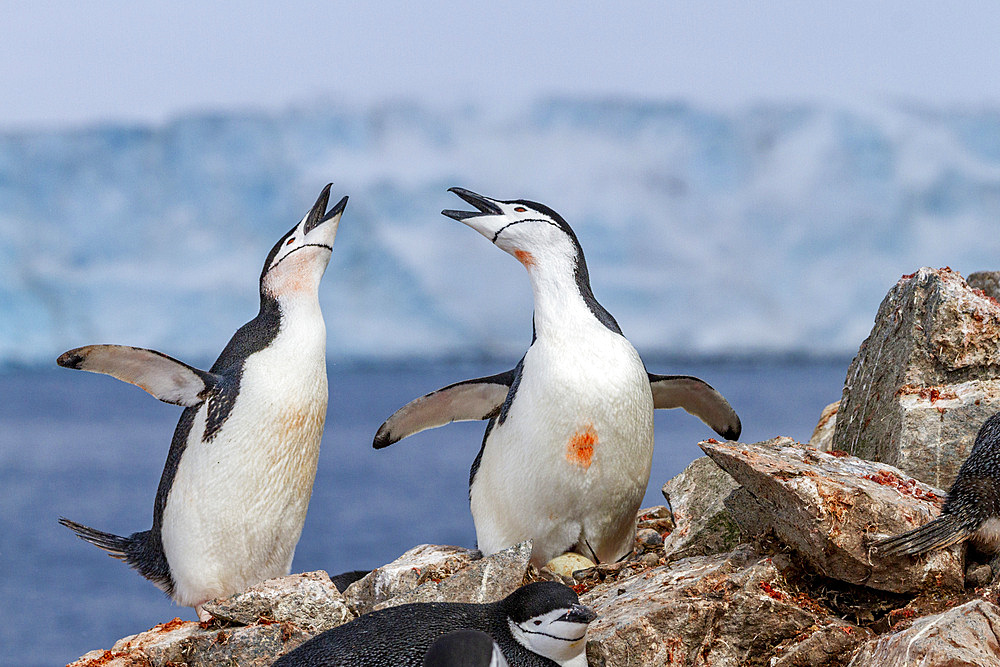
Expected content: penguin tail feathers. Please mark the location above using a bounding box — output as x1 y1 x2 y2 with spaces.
59 517 131 560
874 514 972 556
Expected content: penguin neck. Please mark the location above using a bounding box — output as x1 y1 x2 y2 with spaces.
521 247 621 339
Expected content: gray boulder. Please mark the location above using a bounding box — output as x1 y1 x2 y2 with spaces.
847 599 1000 666
808 400 840 452
342 543 476 616
968 270 1000 301
833 267 1000 487
660 455 742 559
583 546 868 666
202 570 354 633
701 437 963 593
373 541 533 611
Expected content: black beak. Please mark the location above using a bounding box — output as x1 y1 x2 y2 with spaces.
304 184 348 234
442 187 502 220
556 604 597 625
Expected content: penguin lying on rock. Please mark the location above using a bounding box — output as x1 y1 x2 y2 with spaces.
273 581 595 667
876 412 1000 567
375 188 741 567
58 184 347 620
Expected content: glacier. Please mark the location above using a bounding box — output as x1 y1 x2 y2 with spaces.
2 98 1000 366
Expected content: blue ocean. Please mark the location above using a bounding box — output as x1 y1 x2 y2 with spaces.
0 356 846 665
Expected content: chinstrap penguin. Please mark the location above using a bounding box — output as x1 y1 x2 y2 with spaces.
272 581 595 667
58 184 347 619
876 412 1000 568
374 188 741 567
423 630 509 667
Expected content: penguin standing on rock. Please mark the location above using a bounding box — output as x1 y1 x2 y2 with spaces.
876 412 1000 566
273 581 595 667
374 188 741 567
58 184 348 620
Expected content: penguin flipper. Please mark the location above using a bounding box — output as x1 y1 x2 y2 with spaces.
374 370 516 449
648 373 742 440
57 344 219 407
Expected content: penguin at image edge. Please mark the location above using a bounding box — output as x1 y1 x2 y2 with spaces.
274 581 595 667
58 184 347 620
374 187 741 568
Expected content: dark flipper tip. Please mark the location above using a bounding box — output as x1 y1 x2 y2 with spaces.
57 351 84 368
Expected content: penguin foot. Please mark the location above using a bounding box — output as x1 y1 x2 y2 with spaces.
195 605 212 623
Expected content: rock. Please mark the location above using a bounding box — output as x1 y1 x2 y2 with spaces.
342 544 476 616
637 504 674 535
202 570 354 633
546 552 596 578
701 437 963 593
967 563 993 589
583 546 868 666
635 528 664 551
660 455 742 559
847 599 1000 666
833 267 1000 487
374 541 533 611
809 400 840 451
968 271 1000 301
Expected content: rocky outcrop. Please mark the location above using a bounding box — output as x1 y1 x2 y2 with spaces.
702 438 962 593
69 571 352 667
583 546 869 666
833 267 1000 487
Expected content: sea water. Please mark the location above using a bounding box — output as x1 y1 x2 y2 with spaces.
0 356 847 665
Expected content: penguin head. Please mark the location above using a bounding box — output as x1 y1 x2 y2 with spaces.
502 582 596 665
442 188 583 272
260 184 348 297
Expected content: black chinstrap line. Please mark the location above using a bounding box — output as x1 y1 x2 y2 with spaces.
267 243 334 273
491 218 562 243
518 626 587 643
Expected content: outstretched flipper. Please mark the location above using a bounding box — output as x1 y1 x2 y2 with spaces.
648 373 742 441
374 369 517 449
57 344 219 407
875 514 974 556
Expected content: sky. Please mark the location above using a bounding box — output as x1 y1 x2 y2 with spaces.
3 1 1000 130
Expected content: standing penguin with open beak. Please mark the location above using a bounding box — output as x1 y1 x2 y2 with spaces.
59 185 347 620
375 188 740 567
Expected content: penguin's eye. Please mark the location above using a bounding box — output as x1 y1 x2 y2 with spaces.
286 237 295 245
533 620 541 626
514 207 527 213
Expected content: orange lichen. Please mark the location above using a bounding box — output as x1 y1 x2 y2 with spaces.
514 249 535 267
862 470 939 501
759 581 785 600
566 425 598 468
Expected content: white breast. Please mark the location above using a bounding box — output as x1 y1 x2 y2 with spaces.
161 302 328 607
470 320 654 566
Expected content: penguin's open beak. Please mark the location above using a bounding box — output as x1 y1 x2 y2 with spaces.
556 604 598 625
442 187 502 221
304 183 349 235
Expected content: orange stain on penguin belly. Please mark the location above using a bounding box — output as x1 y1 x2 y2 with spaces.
566 425 598 468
